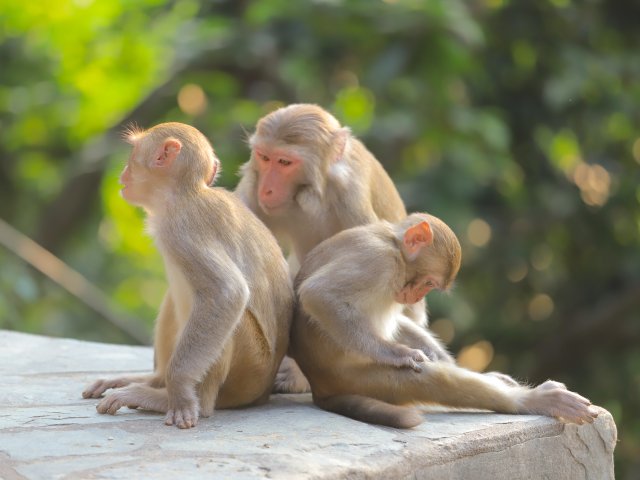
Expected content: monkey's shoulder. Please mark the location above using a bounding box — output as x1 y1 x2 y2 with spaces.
300 222 400 279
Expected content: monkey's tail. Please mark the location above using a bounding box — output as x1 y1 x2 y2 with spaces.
313 394 423 429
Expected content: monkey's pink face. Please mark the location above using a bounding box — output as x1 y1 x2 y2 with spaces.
253 146 304 214
119 160 149 207
394 276 442 305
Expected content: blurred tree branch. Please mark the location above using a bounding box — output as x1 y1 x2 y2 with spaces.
0 217 149 344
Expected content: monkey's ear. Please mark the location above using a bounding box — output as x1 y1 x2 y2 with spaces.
331 128 351 162
154 138 182 168
403 221 434 259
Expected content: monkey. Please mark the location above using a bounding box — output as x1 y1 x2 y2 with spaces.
289 212 598 428
82 122 293 429
235 104 450 392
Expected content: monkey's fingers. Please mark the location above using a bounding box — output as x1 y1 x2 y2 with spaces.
96 395 123 415
82 380 109 399
424 347 453 363
556 391 597 424
394 356 425 373
82 378 130 399
527 381 597 424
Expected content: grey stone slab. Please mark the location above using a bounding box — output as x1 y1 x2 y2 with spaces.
0 330 617 479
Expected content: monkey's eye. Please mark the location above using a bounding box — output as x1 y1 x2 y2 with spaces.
260 154 269 162
425 280 434 287
278 158 292 166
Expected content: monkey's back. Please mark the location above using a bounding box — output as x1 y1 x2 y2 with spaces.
349 139 406 223
291 222 405 393
161 187 293 399
208 188 294 346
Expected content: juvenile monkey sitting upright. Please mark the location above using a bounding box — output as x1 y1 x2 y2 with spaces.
82 122 293 429
291 213 597 428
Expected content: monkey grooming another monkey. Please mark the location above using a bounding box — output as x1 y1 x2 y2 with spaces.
290 213 598 428
236 104 450 392
82 122 293 429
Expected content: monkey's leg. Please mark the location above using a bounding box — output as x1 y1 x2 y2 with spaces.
197 344 233 418
484 371 521 387
301 304 429 372
96 384 169 415
273 356 311 394
395 316 454 363
343 362 598 424
163 273 249 429
153 291 179 378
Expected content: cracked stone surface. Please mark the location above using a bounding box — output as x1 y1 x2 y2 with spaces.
0 330 617 479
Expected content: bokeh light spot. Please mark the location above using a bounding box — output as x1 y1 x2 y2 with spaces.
528 294 554 321
467 218 492 247
177 84 207 116
457 340 494 372
531 244 553 271
507 259 528 283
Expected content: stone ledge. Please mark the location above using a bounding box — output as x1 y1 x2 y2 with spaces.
0 330 616 479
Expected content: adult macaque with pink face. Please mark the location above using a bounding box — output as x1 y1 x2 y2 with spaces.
236 104 452 393
290 213 598 429
236 103 406 270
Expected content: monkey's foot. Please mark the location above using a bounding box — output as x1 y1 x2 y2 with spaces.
82 374 162 399
96 390 140 415
273 369 311 394
523 380 599 424
165 404 199 429
83 378 129 399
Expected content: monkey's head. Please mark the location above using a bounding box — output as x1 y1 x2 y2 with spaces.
396 213 462 303
120 122 220 210
247 104 349 215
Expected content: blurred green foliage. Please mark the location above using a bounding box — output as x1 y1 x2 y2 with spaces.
1 0 638 475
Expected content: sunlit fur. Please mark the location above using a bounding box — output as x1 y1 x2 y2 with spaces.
235 104 449 394
290 214 598 428
83 122 293 429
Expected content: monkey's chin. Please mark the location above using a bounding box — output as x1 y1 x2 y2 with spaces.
259 202 289 216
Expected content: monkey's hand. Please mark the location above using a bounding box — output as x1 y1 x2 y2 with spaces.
387 345 430 373
165 386 199 429
521 380 599 424
420 341 454 363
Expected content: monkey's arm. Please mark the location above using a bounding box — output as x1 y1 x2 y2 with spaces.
394 316 453 363
166 247 250 428
298 269 429 372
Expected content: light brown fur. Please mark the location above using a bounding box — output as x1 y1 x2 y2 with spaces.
82 122 293 428
290 213 598 428
235 104 450 392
